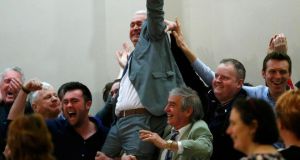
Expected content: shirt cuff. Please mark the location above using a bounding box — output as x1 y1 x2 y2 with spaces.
177 141 184 154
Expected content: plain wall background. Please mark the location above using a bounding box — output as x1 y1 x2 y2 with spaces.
1 0 299 114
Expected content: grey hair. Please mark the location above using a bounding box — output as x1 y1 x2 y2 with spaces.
134 10 147 16
169 86 204 122
0 66 25 83
220 58 246 80
29 82 54 104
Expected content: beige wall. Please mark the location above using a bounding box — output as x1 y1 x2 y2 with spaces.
1 0 299 114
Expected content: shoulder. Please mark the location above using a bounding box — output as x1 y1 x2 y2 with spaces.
189 120 211 136
46 118 68 135
46 118 66 127
238 88 248 98
243 85 269 96
89 116 109 134
243 85 267 92
192 120 209 128
280 146 300 159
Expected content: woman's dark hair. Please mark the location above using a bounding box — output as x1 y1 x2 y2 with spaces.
233 98 279 145
102 82 113 102
102 79 121 102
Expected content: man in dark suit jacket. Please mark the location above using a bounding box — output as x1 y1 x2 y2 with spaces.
139 86 213 160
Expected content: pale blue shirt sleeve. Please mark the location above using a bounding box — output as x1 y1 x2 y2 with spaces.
191 58 215 86
242 85 275 107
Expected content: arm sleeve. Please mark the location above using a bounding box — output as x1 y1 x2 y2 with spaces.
191 58 215 86
180 122 213 159
146 0 166 41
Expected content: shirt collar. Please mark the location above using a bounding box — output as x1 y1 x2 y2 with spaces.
172 123 191 140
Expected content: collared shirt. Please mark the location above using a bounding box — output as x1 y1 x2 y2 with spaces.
205 89 247 160
46 116 108 160
160 124 191 160
115 65 144 116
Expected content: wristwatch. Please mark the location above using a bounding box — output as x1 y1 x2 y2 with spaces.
165 140 173 150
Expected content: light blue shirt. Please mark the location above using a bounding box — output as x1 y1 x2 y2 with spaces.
191 58 275 107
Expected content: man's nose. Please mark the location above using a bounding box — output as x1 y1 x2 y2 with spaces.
215 76 221 82
52 96 58 102
133 24 139 30
164 105 170 112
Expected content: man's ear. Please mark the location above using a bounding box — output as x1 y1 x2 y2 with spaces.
250 120 258 135
31 103 38 112
277 119 285 130
262 70 266 80
185 107 193 118
85 100 92 110
237 79 244 88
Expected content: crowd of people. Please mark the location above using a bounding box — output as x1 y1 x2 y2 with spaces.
0 0 299 159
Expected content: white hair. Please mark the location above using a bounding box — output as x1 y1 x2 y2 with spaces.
29 82 54 104
134 10 147 16
0 66 25 83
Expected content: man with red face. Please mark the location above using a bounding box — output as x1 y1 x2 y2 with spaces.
8 81 108 160
242 33 292 107
243 52 292 107
30 82 61 119
129 11 146 47
0 67 24 105
0 66 24 155
7 80 62 120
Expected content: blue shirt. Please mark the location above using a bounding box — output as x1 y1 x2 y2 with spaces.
243 85 275 108
46 116 108 160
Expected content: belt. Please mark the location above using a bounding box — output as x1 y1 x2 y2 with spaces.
118 108 148 118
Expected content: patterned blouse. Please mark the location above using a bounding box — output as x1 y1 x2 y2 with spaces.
241 153 285 160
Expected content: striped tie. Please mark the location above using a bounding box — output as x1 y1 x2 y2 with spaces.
165 130 179 160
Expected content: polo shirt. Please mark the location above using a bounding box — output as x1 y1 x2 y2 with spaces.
47 117 108 160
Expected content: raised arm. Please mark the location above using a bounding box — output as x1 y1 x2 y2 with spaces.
172 19 214 85
8 79 42 120
115 42 132 78
146 0 166 40
172 19 197 63
267 33 287 54
116 42 131 69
